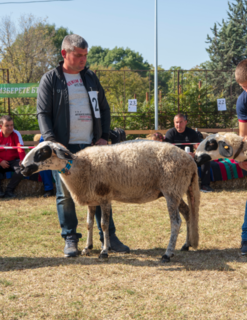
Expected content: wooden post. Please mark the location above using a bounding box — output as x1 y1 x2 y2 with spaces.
134 93 136 99
146 92 149 102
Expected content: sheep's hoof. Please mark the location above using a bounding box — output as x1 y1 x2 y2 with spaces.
99 253 108 259
88 244 93 250
161 254 170 263
181 244 190 251
81 248 90 256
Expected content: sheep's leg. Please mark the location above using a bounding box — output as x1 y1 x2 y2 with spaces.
99 203 111 259
178 199 191 251
81 206 96 256
162 196 182 263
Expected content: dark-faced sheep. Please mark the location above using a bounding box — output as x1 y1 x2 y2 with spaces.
195 133 247 165
20 140 200 263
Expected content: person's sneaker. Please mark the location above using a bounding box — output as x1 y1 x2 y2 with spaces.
64 235 79 257
101 234 130 253
200 185 214 193
43 190 54 198
241 241 247 255
4 190 16 198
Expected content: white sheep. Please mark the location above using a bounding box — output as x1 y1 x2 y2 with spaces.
21 140 200 263
195 133 247 165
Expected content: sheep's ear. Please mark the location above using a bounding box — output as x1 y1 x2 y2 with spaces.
218 141 233 158
34 145 52 162
205 139 218 151
53 147 76 160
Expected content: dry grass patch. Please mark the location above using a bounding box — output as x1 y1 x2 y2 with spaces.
0 191 247 319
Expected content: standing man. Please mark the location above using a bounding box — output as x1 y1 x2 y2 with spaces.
37 34 130 257
0 115 25 198
165 113 213 193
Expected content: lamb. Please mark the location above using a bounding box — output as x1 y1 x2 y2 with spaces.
20 140 200 263
195 133 247 165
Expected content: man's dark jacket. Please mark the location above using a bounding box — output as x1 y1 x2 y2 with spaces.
37 61 110 146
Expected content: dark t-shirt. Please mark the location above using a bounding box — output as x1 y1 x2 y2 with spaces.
236 90 247 122
165 127 201 152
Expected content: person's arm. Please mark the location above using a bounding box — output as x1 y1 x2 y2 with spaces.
95 74 110 142
239 121 247 139
37 74 57 142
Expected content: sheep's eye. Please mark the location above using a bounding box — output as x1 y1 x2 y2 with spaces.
224 146 229 149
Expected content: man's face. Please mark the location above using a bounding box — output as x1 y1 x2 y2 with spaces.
1 120 14 136
62 47 88 73
239 80 247 92
174 116 187 133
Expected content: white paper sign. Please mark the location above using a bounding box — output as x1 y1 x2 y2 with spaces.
128 99 137 112
217 99 227 111
88 91 101 118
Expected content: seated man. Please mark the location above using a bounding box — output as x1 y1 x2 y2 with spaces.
164 113 213 193
0 115 25 198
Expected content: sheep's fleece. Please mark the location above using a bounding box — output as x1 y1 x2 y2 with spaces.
195 133 247 165
21 140 200 263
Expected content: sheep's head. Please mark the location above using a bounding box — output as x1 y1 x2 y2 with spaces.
194 133 247 165
20 141 76 176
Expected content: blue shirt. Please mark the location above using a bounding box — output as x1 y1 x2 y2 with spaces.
236 91 247 122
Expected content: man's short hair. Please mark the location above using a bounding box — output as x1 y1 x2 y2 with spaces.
235 59 247 84
61 34 88 52
174 113 187 121
0 115 13 125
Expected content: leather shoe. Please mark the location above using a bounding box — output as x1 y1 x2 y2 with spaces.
43 190 54 198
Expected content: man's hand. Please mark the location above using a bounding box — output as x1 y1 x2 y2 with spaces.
188 152 195 158
0 160 9 169
239 162 247 171
95 138 108 146
19 160 22 166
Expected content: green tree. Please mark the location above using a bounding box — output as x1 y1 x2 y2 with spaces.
87 46 150 71
45 24 73 65
205 0 247 109
0 14 57 107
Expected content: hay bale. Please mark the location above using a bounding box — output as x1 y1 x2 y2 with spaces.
2 179 55 197
211 176 247 190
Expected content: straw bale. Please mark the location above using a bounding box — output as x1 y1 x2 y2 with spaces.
2 179 55 197
211 176 247 190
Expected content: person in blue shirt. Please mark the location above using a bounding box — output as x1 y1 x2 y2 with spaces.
39 135 54 197
234 59 247 255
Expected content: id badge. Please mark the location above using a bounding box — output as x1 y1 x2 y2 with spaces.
88 91 101 119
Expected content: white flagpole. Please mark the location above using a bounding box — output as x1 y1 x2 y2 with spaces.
154 0 158 130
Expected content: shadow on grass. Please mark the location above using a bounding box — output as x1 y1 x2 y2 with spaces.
0 248 246 272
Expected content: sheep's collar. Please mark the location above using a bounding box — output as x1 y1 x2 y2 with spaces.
58 160 73 175
233 140 244 160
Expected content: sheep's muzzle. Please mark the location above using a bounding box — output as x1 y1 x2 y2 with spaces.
194 154 212 165
20 164 39 177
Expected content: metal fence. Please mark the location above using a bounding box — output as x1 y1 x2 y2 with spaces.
0 68 240 130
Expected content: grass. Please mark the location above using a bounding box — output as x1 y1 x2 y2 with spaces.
0 190 247 319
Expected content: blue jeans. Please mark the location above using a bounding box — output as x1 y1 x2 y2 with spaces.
52 143 116 240
242 201 247 241
40 170 54 191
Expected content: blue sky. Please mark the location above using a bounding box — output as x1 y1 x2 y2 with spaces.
0 0 231 69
